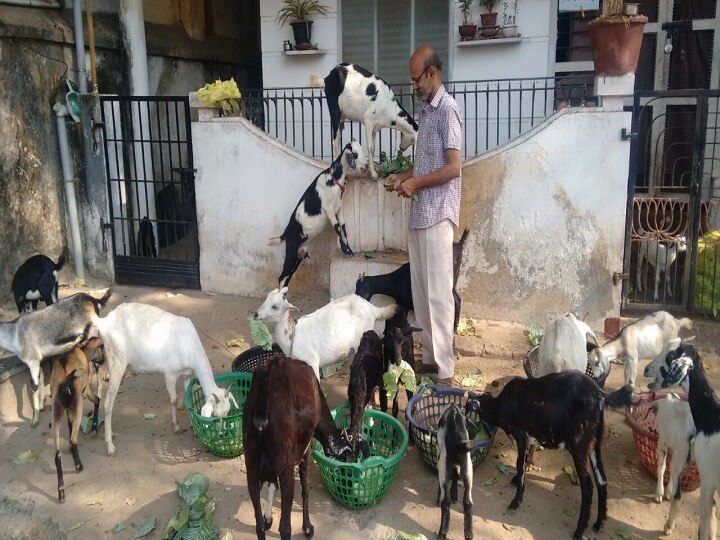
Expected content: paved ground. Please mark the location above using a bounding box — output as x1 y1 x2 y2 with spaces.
1 278 719 540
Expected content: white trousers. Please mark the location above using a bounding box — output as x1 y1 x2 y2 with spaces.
408 219 455 379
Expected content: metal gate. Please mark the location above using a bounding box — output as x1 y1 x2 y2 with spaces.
623 89 720 313
100 96 200 288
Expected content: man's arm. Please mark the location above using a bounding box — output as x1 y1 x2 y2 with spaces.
395 148 461 198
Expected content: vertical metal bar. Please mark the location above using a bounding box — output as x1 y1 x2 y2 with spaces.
621 92 643 308
183 96 199 264
164 100 173 247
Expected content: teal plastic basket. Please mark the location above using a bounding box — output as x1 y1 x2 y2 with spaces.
311 402 408 509
183 371 253 457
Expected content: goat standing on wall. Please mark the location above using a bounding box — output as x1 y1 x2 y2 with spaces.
311 63 418 178
269 141 367 288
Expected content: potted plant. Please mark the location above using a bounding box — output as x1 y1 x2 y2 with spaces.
276 0 330 50
457 0 477 41
501 0 518 37
587 0 647 75
478 0 500 38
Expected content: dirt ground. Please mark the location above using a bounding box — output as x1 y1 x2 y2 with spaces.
1 279 719 540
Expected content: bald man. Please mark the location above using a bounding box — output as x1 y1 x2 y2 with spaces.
387 45 463 387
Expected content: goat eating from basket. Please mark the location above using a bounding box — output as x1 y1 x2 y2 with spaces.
465 372 639 540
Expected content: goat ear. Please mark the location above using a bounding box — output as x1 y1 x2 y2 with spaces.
280 286 289 296
213 392 220 404
227 390 239 409
404 326 423 335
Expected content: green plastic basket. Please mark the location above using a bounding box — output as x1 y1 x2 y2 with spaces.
183 371 253 457
311 402 408 509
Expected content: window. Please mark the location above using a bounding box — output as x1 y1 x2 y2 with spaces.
341 0 449 85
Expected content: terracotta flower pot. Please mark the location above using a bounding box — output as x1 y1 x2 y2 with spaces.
480 12 498 36
588 15 648 76
458 24 477 40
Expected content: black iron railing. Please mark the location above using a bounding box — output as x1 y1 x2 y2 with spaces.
243 75 597 162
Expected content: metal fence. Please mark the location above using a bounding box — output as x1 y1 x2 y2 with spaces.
243 75 597 162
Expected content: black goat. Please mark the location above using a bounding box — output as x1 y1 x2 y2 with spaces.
244 354 353 539
383 307 421 418
465 372 638 540
347 330 384 458
137 216 157 257
11 253 65 313
355 227 469 331
437 403 474 540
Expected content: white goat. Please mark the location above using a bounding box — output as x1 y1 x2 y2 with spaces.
93 303 237 455
537 313 601 378
650 392 696 535
648 344 720 540
636 237 687 302
587 311 692 387
312 63 418 178
254 287 397 380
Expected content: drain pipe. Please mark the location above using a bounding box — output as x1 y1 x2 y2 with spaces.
54 103 85 280
72 0 88 93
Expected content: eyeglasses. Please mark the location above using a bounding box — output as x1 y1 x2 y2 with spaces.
410 65 432 84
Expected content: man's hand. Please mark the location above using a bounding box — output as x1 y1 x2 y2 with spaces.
385 173 403 193
396 177 418 198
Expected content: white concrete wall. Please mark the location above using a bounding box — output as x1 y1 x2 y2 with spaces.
260 0 555 88
458 105 631 326
192 116 332 296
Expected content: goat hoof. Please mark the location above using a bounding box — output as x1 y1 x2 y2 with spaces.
263 517 272 531
592 520 604 532
76 463 83 473
663 524 674 535
30 413 40 428
303 524 314 537
655 495 662 503
58 490 65 503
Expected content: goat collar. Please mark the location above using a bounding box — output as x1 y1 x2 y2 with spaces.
332 175 346 199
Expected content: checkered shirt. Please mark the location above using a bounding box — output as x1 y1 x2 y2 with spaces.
408 85 463 230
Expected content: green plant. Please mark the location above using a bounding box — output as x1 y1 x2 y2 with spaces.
479 0 499 13
276 0 330 26
457 0 475 24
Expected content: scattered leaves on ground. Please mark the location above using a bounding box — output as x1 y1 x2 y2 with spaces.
481 477 498 486
563 506 577 517
614 525 632 539
135 517 156 538
112 523 126 534
494 460 516 476
455 318 476 336
225 338 245 348
562 465 578 485
143 413 156 420
13 450 38 464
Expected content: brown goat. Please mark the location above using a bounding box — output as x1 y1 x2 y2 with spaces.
243 354 353 539
50 337 105 503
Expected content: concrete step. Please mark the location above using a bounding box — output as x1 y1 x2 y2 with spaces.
329 250 408 299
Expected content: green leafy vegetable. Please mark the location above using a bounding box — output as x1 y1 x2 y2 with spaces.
197 79 241 115
111 522 126 534
494 460 517 476
247 315 273 351
134 517 156 538
163 474 218 540
383 360 417 401
375 150 413 179
526 322 544 347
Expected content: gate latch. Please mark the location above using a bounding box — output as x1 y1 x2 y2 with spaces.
613 272 629 286
621 128 636 141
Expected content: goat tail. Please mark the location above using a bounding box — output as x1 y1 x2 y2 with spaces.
604 384 640 410
373 303 398 322
267 235 283 246
456 227 470 249
677 317 693 331
55 254 66 270
309 75 325 88
57 370 80 410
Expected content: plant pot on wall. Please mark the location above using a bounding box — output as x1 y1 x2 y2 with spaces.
291 20 313 46
588 15 648 76
480 12 498 36
458 24 478 40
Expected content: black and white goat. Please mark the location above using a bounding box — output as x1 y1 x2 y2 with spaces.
465 372 638 540
437 403 474 540
269 140 367 287
244 354 354 539
11 254 65 313
51 337 105 502
0 290 112 427
355 228 470 331
312 63 418 178
647 343 720 540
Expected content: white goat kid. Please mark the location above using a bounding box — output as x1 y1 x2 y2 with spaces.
94 303 237 455
588 310 692 387
313 63 418 178
636 236 687 301
254 287 397 380
650 392 696 535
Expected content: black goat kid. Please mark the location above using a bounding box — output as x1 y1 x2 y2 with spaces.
465 372 638 540
12 253 65 313
437 403 474 540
